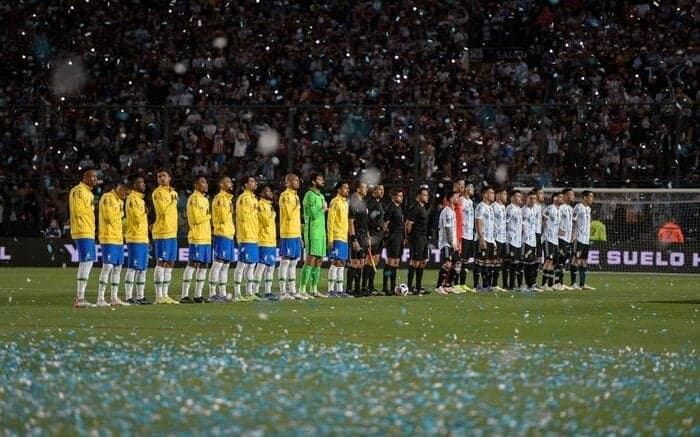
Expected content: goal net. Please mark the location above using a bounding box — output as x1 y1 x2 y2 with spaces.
518 188 700 274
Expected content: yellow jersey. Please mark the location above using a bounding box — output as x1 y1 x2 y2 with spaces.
98 190 125 245
327 195 349 243
279 188 301 238
235 189 259 244
258 198 277 247
152 185 178 239
212 191 235 239
69 182 95 239
186 190 211 244
125 191 149 244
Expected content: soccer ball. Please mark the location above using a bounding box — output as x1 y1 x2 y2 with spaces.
394 283 410 296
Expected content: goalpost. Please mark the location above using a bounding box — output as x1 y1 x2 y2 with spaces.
516 188 700 274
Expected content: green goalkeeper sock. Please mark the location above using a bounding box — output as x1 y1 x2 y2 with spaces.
300 265 312 292
310 266 321 293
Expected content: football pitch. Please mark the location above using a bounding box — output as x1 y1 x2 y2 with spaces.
0 267 698 435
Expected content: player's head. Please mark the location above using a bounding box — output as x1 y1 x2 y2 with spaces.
526 190 537 207
243 175 257 192
495 187 508 204
447 191 460 207
581 190 594 206
481 185 495 203
416 187 429 204
257 184 273 201
561 188 575 204
372 184 384 199
354 181 368 197
194 175 208 194
156 168 172 187
509 189 522 206
453 179 465 194
81 167 98 188
551 192 562 205
390 187 404 205
534 186 545 202
336 181 350 198
309 172 324 189
114 181 130 200
285 173 300 190
464 183 475 198
131 176 146 194
219 176 233 193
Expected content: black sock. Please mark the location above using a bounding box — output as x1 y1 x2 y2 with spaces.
541 267 547 286
390 267 397 291
437 266 449 287
570 265 578 285
347 267 356 292
407 266 415 289
459 267 467 285
483 266 491 288
369 266 376 290
508 261 516 289
362 265 371 290
416 268 424 290
516 264 524 288
579 266 587 286
382 268 390 292
503 261 511 288
354 268 362 292
473 264 480 288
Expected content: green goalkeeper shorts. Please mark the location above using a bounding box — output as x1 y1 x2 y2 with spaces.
305 238 327 258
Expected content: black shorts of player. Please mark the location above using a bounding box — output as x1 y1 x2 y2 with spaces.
506 244 522 262
440 246 459 264
495 242 507 259
408 235 428 261
543 241 559 262
461 238 475 261
477 242 496 260
574 241 589 260
558 239 572 261
522 244 537 263
535 233 542 258
386 233 404 259
351 235 368 259
368 232 384 256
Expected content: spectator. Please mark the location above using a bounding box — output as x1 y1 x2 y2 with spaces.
657 218 685 244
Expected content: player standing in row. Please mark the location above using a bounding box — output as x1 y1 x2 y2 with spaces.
152 169 179 304
327 181 350 297
557 188 575 290
435 191 460 295
458 183 476 291
381 188 404 295
406 187 430 294
520 191 541 291
348 182 369 296
504 190 524 291
209 176 235 302
255 184 278 299
124 176 152 305
97 182 130 307
541 193 562 290
475 186 496 291
572 190 596 290
180 176 211 303
451 180 465 289
533 187 545 286
71 168 98 307
278 174 302 300
300 172 327 298
491 187 508 292
234 176 260 301
365 184 385 295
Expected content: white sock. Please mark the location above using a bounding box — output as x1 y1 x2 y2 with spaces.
336 266 345 292
194 267 207 298
254 263 265 294
125 269 136 300
209 261 223 297
264 265 274 294
98 263 113 301
136 270 147 300
77 261 93 300
288 259 298 294
163 267 173 297
279 259 290 294
218 263 230 297
182 265 195 298
153 266 164 299
328 265 337 292
110 265 122 301
246 263 256 295
233 262 245 298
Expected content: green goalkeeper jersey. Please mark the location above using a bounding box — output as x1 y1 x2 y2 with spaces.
303 189 326 242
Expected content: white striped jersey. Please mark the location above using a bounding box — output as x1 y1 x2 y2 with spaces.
505 204 522 248
521 206 538 247
534 203 543 234
460 196 475 240
542 204 561 245
475 201 495 244
572 203 592 244
493 202 507 243
438 206 457 250
559 203 573 242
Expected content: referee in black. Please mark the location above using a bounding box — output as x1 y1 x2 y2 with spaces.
405 187 430 295
348 181 370 296
382 188 404 295
365 184 385 295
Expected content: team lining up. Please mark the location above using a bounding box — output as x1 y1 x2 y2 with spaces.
68 168 596 308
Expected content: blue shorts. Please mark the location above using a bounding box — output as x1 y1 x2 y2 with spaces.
188 244 212 264
239 242 259 264
75 238 96 262
154 238 178 262
329 241 349 262
127 243 149 271
259 246 277 266
279 237 302 259
102 243 124 266
213 236 235 262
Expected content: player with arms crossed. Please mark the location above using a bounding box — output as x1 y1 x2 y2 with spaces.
458 183 476 292
152 169 179 304
70 168 99 307
278 174 303 300
475 186 496 291
300 172 327 298
405 187 430 294
124 176 152 305
521 191 541 291
541 193 562 290
234 176 260 301
180 176 211 303
97 181 130 306
491 187 508 291
435 191 460 295
381 188 404 295
505 190 524 291
255 184 278 300
348 181 370 296
327 181 351 297
365 184 385 295
557 188 575 290
209 176 235 302
572 190 596 290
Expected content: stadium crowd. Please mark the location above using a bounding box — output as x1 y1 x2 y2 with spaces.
0 0 698 237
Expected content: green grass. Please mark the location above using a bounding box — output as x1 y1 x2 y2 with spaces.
0 267 698 434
